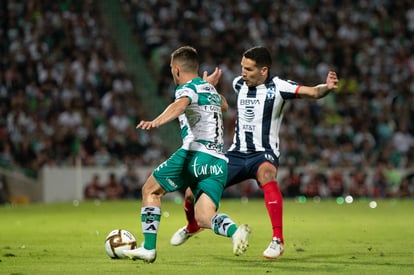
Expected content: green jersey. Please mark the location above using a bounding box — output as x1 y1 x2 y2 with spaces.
176 77 226 160
152 77 228 207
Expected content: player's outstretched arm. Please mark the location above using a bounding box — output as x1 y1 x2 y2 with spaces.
136 97 190 130
136 120 151 130
298 71 339 99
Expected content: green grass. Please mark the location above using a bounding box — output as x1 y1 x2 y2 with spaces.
0 198 413 274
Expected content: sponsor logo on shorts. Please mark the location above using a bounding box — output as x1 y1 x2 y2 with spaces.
166 178 178 188
192 157 224 178
265 153 275 162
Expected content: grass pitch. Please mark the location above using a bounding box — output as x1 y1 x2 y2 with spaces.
0 198 413 275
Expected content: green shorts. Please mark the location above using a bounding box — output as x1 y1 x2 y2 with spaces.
153 148 228 208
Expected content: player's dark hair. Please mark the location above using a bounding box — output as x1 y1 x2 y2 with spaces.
171 46 199 72
243 46 272 69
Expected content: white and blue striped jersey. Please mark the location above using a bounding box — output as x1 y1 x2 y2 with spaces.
228 75 300 157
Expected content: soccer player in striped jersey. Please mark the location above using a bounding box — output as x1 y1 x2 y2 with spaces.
124 46 251 263
170 46 339 259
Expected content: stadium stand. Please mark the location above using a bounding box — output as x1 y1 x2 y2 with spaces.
1 0 414 200
1 0 167 175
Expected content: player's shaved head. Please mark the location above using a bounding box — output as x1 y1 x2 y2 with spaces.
171 46 199 73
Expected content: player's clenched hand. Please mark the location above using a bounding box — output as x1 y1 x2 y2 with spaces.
326 71 339 90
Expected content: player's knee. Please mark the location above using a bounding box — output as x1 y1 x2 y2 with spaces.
142 178 165 198
257 165 277 185
258 173 277 186
192 191 218 228
195 215 210 228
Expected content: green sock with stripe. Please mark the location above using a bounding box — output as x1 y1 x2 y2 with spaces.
141 206 161 250
211 213 237 237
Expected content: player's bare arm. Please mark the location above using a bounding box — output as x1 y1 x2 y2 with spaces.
297 71 339 99
136 97 190 130
220 94 229 112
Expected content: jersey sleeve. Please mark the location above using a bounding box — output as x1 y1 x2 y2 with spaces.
274 77 300 99
175 84 197 104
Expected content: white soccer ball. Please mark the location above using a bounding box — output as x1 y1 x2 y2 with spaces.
104 229 137 259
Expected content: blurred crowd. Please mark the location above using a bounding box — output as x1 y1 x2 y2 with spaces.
1 0 414 199
0 0 166 179
222 165 412 199
83 165 143 200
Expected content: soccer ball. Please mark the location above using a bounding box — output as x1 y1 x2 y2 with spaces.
104 229 137 259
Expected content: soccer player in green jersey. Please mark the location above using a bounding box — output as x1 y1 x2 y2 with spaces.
123 46 251 263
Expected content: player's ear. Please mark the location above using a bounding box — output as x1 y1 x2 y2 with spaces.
261 66 268 76
171 65 179 78
174 66 180 77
